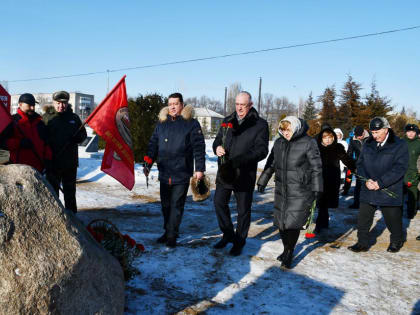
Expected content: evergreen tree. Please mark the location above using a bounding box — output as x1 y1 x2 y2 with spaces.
128 94 166 162
318 86 337 127
365 80 392 119
337 75 362 135
303 92 317 121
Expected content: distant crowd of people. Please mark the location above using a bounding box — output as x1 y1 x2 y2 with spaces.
1 90 419 269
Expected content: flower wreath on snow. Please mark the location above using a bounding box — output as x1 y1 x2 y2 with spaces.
87 219 145 281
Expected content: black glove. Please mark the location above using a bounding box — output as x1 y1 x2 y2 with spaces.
20 138 33 149
257 185 265 193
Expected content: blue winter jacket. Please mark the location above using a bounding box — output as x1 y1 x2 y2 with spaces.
357 129 409 206
147 105 206 185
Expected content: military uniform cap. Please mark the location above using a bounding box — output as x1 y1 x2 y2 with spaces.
405 124 418 132
53 91 70 102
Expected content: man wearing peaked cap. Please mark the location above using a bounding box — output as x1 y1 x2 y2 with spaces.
403 123 420 219
348 117 409 253
1 93 52 173
53 91 70 102
43 90 87 213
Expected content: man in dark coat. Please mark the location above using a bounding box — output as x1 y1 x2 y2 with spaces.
43 91 87 213
348 117 409 253
212 91 269 256
144 93 206 248
2 93 52 173
343 126 370 208
315 125 355 232
403 123 420 219
257 116 322 268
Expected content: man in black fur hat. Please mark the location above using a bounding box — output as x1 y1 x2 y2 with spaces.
212 91 269 256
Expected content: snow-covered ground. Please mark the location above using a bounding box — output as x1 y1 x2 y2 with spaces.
73 141 420 315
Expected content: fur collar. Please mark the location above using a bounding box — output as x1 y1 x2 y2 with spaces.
158 105 194 122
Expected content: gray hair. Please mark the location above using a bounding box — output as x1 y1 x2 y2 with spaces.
237 91 252 103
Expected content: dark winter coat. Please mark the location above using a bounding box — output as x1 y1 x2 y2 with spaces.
213 107 269 191
3 109 52 172
43 105 87 170
146 105 205 185
403 136 420 185
347 130 369 161
317 126 356 208
357 129 409 206
257 120 323 230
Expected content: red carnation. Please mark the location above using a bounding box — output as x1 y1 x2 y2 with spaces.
128 238 136 248
143 156 153 165
136 244 145 251
345 178 351 183
305 232 316 239
227 123 233 128
221 123 227 128
407 182 412 187
346 169 352 176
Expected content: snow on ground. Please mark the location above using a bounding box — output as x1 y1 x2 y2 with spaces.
73 140 420 314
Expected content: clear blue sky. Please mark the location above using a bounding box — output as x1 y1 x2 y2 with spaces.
2 1 419 112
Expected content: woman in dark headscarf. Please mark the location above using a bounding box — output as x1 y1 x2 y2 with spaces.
257 116 323 268
315 125 355 232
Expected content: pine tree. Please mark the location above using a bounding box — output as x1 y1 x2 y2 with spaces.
365 80 392 119
128 94 166 162
337 75 362 135
318 86 337 127
303 92 317 121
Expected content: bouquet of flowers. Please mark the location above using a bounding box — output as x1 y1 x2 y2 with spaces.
305 200 317 239
87 219 145 280
220 122 233 165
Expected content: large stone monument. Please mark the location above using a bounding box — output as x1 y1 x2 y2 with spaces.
0 165 124 314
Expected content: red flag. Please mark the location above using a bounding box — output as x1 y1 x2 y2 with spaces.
85 75 135 190
0 84 11 113
0 100 12 134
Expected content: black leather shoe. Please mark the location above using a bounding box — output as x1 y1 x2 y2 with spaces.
166 237 177 248
213 236 233 249
229 243 244 256
416 235 420 241
157 233 167 243
387 241 403 253
276 251 285 262
280 249 293 269
229 237 245 256
348 243 369 252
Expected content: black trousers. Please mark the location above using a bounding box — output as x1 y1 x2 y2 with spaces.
47 167 78 213
279 229 300 251
404 185 418 218
316 205 329 228
352 178 362 207
214 186 254 241
356 202 403 247
160 182 189 238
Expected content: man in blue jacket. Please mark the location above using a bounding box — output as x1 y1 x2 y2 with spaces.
348 117 409 253
144 93 206 248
